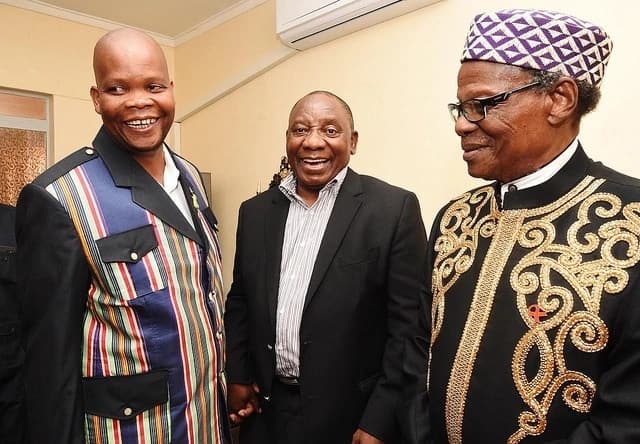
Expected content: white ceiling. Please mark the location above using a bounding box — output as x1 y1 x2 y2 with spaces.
6 0 263 44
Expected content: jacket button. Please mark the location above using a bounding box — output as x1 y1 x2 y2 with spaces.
267 344 273 350
85 148 95 155
123 407 133 416
130 251 139 261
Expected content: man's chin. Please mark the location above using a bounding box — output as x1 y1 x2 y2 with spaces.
297 174 333 189
121 135 165 153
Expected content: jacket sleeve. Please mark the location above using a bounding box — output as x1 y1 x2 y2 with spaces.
224 202 254 384
358 192 429 441
396 253 433 444
16 183 90 444
395 203 447 444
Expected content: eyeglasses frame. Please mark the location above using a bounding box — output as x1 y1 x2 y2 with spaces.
448 81 543 123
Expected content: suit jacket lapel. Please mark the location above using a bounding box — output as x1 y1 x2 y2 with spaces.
304 169 363 311
265 190 290 332
92 127 202 244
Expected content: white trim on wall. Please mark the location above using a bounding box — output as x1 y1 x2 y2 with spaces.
0 115 49 132
174 0 269 46
2 0 269 47
2 0 175 46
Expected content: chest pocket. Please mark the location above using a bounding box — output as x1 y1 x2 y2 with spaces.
95 225 168 299
0 246 15 279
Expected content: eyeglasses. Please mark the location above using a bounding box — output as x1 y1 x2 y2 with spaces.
448 81 542 123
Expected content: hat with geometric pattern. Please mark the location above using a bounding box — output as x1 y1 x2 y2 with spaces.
461 9 613 87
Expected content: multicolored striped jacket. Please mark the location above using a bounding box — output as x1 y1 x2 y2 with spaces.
16 127 229 444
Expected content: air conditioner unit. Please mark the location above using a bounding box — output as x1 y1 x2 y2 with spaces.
276 0 441 50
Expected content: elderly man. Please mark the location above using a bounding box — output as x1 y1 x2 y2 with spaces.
16 29 228 443
413 9 640 444
225 90 428 444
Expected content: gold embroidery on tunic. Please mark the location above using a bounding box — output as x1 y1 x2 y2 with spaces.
508 180 640 443
434 176 640 443
431 186 497 344
445 209 524 444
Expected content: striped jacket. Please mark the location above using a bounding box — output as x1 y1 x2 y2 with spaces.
16 127 228 444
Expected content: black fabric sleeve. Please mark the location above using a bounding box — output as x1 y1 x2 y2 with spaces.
16 184 90 444
224 202 254 384
358 192 429 441
396 205 446 444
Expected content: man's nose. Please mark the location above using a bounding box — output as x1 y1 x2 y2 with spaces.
454 114 478 136
126 90 153 108
302 128 325 148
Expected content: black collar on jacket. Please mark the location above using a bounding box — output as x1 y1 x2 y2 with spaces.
92 126 202 244
501 144 592 210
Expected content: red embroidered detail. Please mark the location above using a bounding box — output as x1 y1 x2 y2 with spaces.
528 304 548 323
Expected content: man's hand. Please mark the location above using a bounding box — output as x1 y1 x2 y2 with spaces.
351 428 383 444
227 383 261 425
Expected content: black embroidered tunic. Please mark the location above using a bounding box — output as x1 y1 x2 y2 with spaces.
426 146 640 443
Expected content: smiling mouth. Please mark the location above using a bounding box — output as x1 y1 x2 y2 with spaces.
126 118 157 129
462 145 487 161
302 158 329 165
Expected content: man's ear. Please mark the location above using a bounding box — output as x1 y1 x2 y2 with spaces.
90 86 102 115
547 77 578 125
350 130 359 155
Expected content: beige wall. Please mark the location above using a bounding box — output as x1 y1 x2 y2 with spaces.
177 0 639 288
174 1 285 120
0 4 176 161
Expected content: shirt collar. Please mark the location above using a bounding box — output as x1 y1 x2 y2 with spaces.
279 167 348 205
500 138 579 200
162 146 181 193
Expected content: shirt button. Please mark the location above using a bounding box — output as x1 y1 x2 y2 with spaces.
123 407 133 416
130 251 139 261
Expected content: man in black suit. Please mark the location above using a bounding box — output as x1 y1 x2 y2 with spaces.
224 91 428 444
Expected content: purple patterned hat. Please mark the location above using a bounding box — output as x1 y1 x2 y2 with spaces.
461 9 613 87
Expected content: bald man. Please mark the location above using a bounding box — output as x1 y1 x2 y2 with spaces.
16 29 229 444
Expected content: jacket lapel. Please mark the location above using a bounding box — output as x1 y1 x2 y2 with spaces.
265 190 290 333
92 127 202 244
303 169 363 311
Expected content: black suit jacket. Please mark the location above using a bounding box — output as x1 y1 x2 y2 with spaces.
225 169 428 443
0 203 24 444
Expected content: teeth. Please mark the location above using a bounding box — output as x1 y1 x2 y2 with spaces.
126 118 157 128
304 159 326 164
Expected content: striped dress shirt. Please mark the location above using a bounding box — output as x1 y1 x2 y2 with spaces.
275 168 347 377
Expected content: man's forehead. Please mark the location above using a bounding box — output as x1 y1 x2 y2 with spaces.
291 95 345 116
457 62 529 87
94 44 168 79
